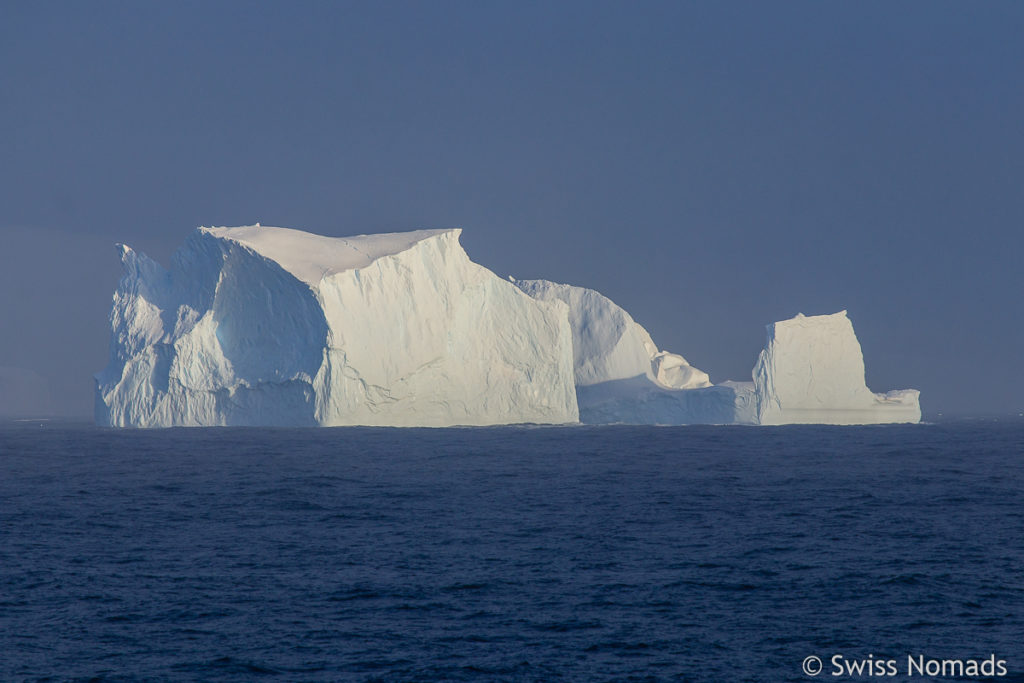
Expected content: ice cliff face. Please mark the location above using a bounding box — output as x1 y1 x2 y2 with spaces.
95 226 578 427
510 279 756 424
753 311 920 425
511 279 711 390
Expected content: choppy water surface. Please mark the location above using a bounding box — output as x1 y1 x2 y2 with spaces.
1 420 1022 681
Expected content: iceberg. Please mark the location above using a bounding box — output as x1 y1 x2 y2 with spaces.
95 226 578 427
753 311 920 425
96 225 919 428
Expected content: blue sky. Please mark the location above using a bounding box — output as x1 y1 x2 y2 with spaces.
2 1 1022 416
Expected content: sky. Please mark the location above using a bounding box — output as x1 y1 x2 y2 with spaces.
1 1 1022 418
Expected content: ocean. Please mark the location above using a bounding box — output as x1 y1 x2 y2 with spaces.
1 420 1021 682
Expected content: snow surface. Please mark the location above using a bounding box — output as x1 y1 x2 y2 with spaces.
753 311 921 425
95 226 578 427
200 225 452 287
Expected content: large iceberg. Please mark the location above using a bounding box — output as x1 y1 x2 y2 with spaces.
95 226 578 427
97 225 919 427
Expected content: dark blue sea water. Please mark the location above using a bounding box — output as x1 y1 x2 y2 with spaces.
1 420 1022 682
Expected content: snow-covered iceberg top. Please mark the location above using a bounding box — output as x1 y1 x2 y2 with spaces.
199 225 453 287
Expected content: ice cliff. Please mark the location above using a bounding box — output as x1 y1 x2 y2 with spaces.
511 279 711 390
511 279 754 424
95 226 578 427
753 311 921 425
97 225 919 427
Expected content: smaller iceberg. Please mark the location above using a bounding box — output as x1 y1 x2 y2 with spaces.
753 311 920 425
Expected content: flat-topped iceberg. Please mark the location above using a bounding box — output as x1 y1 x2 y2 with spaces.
753 311 920 425
96 225 920 427
95 226 578 427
